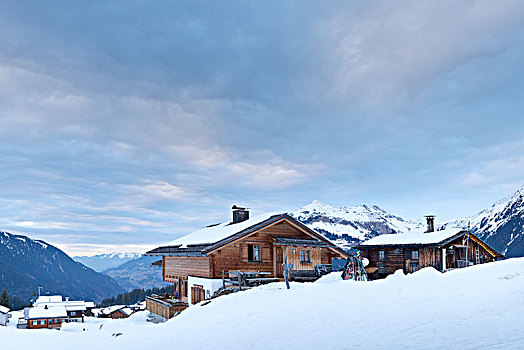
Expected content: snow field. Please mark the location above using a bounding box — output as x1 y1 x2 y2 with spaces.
2 258 524 349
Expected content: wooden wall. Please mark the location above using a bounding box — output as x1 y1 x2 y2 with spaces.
284 246 321 271
163 256 211 280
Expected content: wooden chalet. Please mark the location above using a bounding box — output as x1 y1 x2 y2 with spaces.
32 295 93 323
356 217 504 280
146 207 348 307
24 305 68 329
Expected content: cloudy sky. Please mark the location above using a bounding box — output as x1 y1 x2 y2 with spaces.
1 1 523 256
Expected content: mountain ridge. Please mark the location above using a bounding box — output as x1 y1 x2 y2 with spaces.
0 231 125 303
291 200 424 249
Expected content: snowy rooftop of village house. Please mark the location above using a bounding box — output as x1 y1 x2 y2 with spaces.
164 212 284 247
25 306 68 319
33 295 92 311
34 295 63 304
0 305 9 313
360 228 464 246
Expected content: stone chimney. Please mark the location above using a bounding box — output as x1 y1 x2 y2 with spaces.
425 215 435 233
232 205 249 224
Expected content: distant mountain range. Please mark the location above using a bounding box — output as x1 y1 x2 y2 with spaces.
103 255 169 291
0 231 124 303
441 186 524 258
290 200 423 249
73 252 142 272
292 187 524 258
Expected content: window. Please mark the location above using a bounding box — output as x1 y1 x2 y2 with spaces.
379 250 386 260
411 250 419 260
248 244 261 262
32 321 38 326
300 250 310 262
39 320 46 325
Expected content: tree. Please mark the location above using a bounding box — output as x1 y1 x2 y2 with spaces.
0 289 12 309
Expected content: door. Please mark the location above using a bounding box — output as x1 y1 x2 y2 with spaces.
276 247 283 277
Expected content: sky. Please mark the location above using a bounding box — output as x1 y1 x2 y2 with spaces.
1 1 523 256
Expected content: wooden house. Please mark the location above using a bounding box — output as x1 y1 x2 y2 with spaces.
24 305 68 329
32 295 92 323
0 305 10 326
356 221 504 280
94 305 135 319
146 207 348 307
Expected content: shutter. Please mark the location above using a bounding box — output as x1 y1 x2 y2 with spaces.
241 243 248 262
384 250 388 260
404 249 411 260
263 246 271 262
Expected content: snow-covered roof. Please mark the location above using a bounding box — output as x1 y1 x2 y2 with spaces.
165 212 283 247
360 228 464 246
85 302 95 308
33 297 88 311
120 307 134 317
98 305 126 315
26 306 68 319
34 295 63 304
0 305 9 314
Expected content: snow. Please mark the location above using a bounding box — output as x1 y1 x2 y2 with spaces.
0 305 9 314
360 228 463 246
2 258 524 348
26 306 67 319
34 295 63 304
291 200 424 244
165 212 282 247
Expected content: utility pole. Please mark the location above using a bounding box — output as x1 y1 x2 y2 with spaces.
38 287 43 297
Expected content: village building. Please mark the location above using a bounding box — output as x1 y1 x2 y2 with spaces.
93 305 136 319
0 305 11 326
18 295 94 328
146 207 348 310
24 305 68 329
356 216 504 280
145 294 187 320
32 295 94 323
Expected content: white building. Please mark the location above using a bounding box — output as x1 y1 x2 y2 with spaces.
0 305 11 326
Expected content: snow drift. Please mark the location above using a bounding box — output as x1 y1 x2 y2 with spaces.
2 258 524 349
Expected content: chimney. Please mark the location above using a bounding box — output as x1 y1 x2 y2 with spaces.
232 205 249 224
425 215 435 233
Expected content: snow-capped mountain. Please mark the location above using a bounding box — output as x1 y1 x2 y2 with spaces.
0 231 124 303
103 256 170 291
73 252 143 272
441 186 524 257
291 200 424 249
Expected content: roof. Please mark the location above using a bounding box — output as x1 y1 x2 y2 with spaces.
33 297 89 311
25 306 68 319
0 305 9 314
147 213 348 257
119 307 134 317
34 295 62 304
358 228 465 247
167 212 282 247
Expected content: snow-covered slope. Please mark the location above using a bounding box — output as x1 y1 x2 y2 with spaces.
2 258 524 349
441 186 524 257
103 256 169 291
73 252 142 272
291 200 423 249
